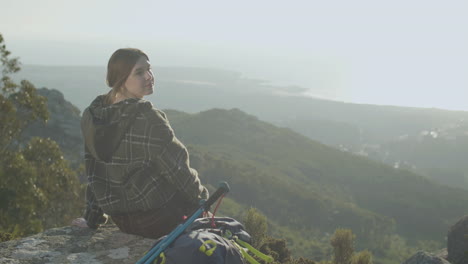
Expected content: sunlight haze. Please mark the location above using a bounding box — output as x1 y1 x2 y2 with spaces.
2 0 468 111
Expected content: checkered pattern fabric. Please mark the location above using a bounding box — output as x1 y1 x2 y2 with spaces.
81 96 207 229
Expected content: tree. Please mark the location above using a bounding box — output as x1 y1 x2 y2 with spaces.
329 229 372 264
330 229 355 264
0 35 48 153
244 207 268 248
242 207 320 264
351 250 372 264
0 33 83 241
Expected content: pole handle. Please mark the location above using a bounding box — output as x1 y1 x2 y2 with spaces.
204 181 230 210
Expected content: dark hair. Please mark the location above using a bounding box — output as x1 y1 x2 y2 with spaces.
104 48 149 104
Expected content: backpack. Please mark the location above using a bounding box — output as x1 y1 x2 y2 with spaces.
148 217 273 264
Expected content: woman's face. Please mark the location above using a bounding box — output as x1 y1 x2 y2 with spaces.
122 56 154 98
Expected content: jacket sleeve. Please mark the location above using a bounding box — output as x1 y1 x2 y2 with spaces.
83 184 108 229
145 109 209 202
82 149 108 229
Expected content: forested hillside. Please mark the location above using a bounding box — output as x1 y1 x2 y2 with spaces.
14 84 468 259
15 88 468 263
160 108 468 261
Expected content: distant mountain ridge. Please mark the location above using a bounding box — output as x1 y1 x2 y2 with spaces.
15 65 468 190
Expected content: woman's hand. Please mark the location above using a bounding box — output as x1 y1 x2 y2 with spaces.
71 217 89 228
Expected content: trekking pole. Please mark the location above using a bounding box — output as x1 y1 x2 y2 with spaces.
136 182 230 264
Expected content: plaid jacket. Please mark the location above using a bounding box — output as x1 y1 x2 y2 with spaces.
81 95 208 228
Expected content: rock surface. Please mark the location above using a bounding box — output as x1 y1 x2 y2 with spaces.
401 251 451 264
0 225 155 264
447 215 468 264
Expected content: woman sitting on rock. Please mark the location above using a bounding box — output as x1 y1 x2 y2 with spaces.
71 48 209 239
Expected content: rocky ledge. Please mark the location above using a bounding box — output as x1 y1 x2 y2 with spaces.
0 225 155 264
1 215 467 263
402 215 468 264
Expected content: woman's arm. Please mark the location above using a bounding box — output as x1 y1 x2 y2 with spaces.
83 183 108 229
145 109 208 202
73 148 108 229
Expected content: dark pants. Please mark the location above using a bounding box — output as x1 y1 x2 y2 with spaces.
111 195 198 239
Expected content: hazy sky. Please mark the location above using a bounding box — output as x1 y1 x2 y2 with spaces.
2 0 468 111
